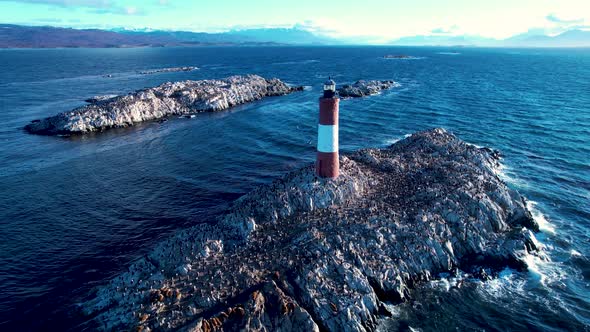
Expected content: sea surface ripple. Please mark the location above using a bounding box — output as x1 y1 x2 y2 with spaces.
0 46 588 331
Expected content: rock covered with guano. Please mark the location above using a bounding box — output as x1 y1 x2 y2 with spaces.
82 128 541 331
25 75 303 135
337 80 401 98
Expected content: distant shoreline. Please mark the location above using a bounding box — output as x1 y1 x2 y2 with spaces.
0 42 288 49
2 45 590 50
2 24 589 48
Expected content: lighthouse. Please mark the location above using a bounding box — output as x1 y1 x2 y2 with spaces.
316 78 340 178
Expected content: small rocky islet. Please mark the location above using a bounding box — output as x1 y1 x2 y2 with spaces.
82 128 541 331
337 80 401 98
24 75 303 135
383 55 419 59
138 66 199 75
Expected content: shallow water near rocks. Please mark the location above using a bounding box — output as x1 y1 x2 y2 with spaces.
0 46 589 330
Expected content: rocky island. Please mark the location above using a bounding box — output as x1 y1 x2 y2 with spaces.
337 80 401 98
138 66 199 75
383 55 416 59
24 75 303 135
82 128 540 331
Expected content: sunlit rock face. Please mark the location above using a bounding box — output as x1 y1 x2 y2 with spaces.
82 128 540 331
25 75 303 135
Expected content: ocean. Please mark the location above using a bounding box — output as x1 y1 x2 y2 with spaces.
0 46 588 331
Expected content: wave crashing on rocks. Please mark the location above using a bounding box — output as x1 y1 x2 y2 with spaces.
82 128 540 331
24 75 303 135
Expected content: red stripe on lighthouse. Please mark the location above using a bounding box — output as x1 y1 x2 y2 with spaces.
319 98 339 125
316 97 339 178
316 151 339 178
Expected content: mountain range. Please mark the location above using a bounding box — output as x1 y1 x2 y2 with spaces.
0 24 589 48
392 29 590 47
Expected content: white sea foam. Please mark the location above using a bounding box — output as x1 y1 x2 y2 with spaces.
384 134 412 146
526 249 568 288
570 249 582 257
382 56 426 60
437 52 461 55
477 259 572 322
466 142 484 149
495 163 529 188
526 201 556 234
524 253 547 283
476 227 562 296
272 59 319 65
495 163 555 235
428 273 468 292
478 268 526 299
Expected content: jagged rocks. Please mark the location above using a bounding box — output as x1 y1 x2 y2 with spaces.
82 128 540 331
25 75 303 135
337 80 401 98
182 281 319 332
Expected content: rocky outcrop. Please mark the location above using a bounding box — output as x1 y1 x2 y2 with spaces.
82 128 540 331
181 281 320 332
25 75 303 135
138 66 198 75
337 80 401 98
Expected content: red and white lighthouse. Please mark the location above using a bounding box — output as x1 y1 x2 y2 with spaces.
316 78 340 178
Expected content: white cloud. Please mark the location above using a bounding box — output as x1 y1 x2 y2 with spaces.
0 0 112 7
541 13 589 35
0 0 145 15
430 25 460 35
546 13 584 25
125 6 137 15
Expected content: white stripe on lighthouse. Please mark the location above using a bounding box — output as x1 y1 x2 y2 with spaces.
317 124 338 153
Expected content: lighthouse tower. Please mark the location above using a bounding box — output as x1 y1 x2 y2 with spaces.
316 78 340 178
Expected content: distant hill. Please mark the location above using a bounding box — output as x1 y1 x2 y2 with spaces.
390 29 590 48
391 35 499 47
225 28 338 45
1 24 589 48
0 24 335 48
115 27 338 45
111 28 248 44
503 29 590 47
0 24 179 48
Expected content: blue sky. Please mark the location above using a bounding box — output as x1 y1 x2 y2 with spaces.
0 0 589 41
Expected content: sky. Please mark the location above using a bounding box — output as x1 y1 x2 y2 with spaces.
0 0 589 42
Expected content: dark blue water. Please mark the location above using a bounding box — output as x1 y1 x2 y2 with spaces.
0 46 588 331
